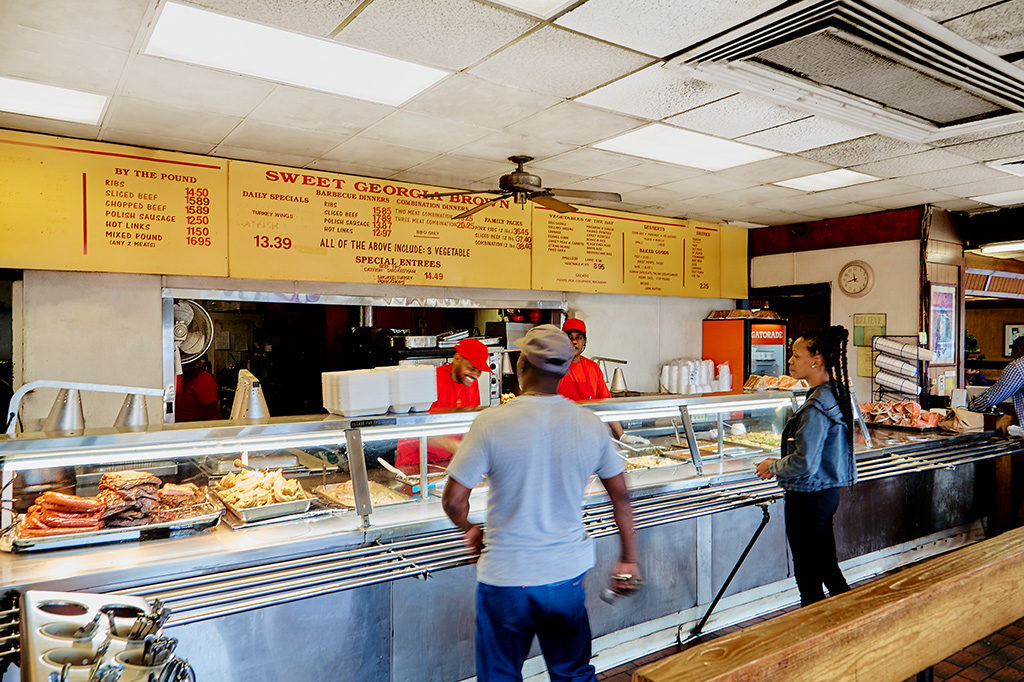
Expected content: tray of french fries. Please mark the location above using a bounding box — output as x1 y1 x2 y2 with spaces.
211 464 313 523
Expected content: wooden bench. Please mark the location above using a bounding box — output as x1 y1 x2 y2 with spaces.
633 525 1024 681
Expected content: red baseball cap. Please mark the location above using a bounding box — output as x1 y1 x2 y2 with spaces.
562 318 587 335
454 338 493 373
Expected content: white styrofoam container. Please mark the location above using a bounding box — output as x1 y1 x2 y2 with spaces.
322 369 389 417
380 365 437 413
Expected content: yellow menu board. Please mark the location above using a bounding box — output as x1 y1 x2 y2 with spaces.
0 129 227 275
681 220 723 298
228 161 532 288
531 206 625 293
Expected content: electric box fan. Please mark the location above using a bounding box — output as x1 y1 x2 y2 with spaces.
173 299 214 375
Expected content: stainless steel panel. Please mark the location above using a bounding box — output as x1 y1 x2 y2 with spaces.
168 582 391 682
710 501 789 599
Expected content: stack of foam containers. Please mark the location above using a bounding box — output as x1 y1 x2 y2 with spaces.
322 369 390 417
380 365 437 413
871 337 936 396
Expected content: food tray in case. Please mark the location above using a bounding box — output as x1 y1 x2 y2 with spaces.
21 590 155 682
0 497 224 553
211 489 313 523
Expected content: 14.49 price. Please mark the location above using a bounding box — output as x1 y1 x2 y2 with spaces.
253 235 292 249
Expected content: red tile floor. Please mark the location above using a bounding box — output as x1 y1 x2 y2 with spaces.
597 607 1024 681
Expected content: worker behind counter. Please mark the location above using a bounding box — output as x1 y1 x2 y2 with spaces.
175 354 222 422
969 335 1024 423
395 338 493 469
557 318 649 446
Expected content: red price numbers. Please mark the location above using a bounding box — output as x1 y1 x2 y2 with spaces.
253 235 292 249
514 236 532 250
425 271 444 281
372 227 392 238
186 235 211 246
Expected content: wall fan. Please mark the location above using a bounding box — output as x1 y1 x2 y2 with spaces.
422 155 622 220
173 299 214 374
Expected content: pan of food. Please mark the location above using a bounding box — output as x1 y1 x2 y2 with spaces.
210 468 313 523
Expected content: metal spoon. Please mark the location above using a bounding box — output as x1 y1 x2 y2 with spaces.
72 611 103 640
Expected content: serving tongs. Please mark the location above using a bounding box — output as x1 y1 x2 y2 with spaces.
376 458 448 491
611 438 666 455
154 657 196 682
142 635 179 667
127 599 171 640
72 611 104 640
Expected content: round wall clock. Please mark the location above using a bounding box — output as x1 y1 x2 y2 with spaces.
838 260 874 297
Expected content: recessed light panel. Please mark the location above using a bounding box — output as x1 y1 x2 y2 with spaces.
146 2 449 106
979 240 1024 254
774 169 878 191
970 189 1024 206
0 77 107 125
593 123 779 171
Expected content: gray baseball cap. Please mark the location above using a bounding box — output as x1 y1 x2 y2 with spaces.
514 324 574 376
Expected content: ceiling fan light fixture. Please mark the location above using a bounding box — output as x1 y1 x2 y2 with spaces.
0 76 107 125
593 123 780 171
146 2 449 106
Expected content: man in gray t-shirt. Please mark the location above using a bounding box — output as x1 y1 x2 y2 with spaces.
443 324 640 682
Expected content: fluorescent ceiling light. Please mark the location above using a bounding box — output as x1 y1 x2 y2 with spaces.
774 169 878 192
489 0 576 19
971 189 1024 207
0 76 106 125
146 2 449 106
979 240 1024 254
593 124 779 171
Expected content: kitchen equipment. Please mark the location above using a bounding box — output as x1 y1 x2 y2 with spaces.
113 394 149 430
43 389 85 435
172 300 213 376
6 380 168 438
228 369 269 421
400 335 437 349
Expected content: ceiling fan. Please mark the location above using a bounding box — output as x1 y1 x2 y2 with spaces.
422 155 622 220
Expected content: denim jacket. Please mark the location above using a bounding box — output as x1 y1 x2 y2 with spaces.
769 383 856 491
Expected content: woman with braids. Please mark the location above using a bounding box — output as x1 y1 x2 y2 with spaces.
755 326 857 606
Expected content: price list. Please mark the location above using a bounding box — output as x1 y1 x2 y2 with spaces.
621 213 685 295
0 129 227 275
531 207 623 293
680 220 722 298
228 161 532 289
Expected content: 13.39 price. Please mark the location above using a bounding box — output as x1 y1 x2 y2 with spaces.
253 235 292 249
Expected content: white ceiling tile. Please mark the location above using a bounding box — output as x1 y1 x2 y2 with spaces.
220 120 345 157
937 175 1024 197
658 174 757 198
665 94 809 139
360 109 493 153
307 158 398 178
929 119 1024 146
247 85 392 135
799 181 921 205
706 184 804 204
103 97 241 144
556 0 781 57
728 209 816 225
850 149 974 178
897 0 995 22
188 0 363 36
403 74 560 129
941 131 1024 161
2 0 150 51
716 155 836 184
941 1 1024 55
469 25 653 99
798 203 879 219
506 101 645 146
899 164 1010 189
672 196 736 212
337 0 536 70
754 193 863 212
594 161 705 186
931 198 990 210
454 131 576 163
798 135 931 166
98 128 215 155
389 169 490 191
211 144 318 168
403 154 515 185
120 56 275 117
612 201 673 215
576 64 735 120
0 111 99 140
0 24 128 93
321 137 439 171
860 190 961 210
532 148 641 175
738 117 872 153
617 186 688 207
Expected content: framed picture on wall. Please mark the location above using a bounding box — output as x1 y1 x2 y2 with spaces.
929 283 957 366
1005 323 1024 357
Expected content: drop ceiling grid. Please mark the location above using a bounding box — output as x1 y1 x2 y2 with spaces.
575 64 738 120
188 0 365 36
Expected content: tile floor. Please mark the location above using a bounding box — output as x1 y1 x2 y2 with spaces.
596 610 1024 681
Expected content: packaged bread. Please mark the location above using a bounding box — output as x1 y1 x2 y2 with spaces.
707 310 732 319
743 374 763 389
727 309 753 318
752 309 780 319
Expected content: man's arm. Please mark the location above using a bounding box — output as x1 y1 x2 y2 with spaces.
442 478 483 556
969 359 1024 412
599 472 641 593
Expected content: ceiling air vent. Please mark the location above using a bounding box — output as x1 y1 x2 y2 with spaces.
667 0 1024 143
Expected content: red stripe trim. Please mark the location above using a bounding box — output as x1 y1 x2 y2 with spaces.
82 173 88 255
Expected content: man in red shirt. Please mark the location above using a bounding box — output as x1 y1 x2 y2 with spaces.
175 355 222 422
557 318 649 445
395 338 493 468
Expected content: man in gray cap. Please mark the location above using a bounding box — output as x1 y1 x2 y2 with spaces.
443 324 640 682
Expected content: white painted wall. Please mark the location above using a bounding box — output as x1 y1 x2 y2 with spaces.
751 240 921 398
15 271 163 431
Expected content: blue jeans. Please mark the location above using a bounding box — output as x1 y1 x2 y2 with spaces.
475 573 596 682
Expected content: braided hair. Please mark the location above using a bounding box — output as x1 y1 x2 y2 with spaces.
802 326 854 453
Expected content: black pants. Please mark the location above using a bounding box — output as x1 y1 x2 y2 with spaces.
784 488 850 606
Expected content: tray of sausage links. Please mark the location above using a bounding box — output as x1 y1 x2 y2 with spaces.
0 470 223 553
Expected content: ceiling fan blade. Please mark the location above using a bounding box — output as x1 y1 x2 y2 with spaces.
546 188 622 202
422 189 501 199
451 194 513 220
530 193 577 214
